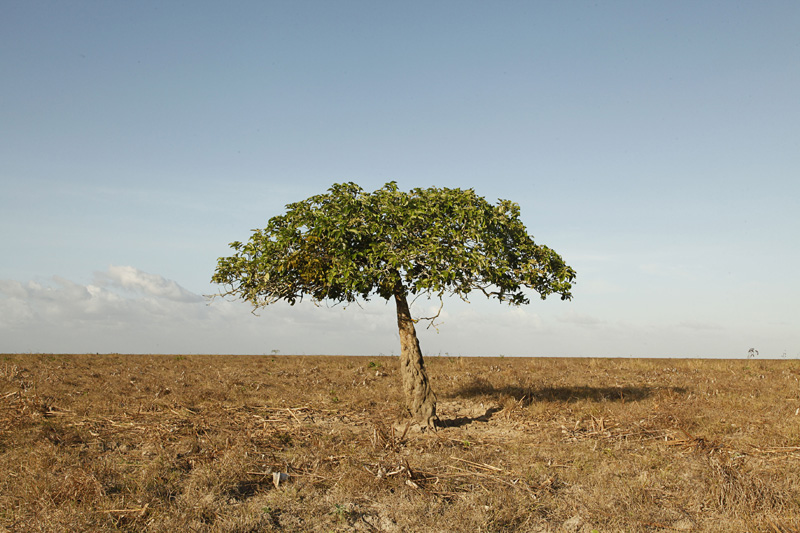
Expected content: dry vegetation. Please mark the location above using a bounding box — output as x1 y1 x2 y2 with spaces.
1 354 799 532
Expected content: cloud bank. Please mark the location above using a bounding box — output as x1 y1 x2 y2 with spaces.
1 266 795 358
0 266 408 355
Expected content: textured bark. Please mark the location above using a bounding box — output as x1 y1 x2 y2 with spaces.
394 288 438 428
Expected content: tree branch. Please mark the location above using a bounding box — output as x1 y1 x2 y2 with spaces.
410 293 445 331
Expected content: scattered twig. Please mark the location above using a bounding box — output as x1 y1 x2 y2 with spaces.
449 456 503 472
750 445 800 454
399 420 412 442
261 406 312 411
286 408 303 425
767 519 783 533
448 465 521 489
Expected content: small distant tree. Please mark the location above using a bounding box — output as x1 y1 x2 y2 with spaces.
212 182 575 428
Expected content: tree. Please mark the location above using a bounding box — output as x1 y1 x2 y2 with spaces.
212 182 576 428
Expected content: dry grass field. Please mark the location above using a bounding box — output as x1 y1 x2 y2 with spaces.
1 354 799 532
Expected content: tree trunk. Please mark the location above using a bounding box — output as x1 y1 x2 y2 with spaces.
394 288 438 429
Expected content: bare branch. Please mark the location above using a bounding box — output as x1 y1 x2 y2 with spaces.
410 293 445 331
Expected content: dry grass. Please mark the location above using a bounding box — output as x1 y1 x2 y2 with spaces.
1 354 799 532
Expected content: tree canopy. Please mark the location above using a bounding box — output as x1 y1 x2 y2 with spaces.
212 182 576 308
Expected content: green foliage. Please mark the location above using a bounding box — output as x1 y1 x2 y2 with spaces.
332 503 349 521
212 182 575 308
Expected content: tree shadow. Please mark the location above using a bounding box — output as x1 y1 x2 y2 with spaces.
435 382 688 428
449 382 687 406
438 407 501 429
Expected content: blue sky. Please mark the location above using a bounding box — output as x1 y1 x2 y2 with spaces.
1 1 798 357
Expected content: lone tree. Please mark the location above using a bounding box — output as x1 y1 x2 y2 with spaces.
212 182 575 428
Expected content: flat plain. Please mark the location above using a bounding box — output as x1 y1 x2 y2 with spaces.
1 354 799 532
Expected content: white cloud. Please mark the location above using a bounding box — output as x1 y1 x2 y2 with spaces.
0 280 28 300
0 269 201 330
95 265 204 303
0 266 399 354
